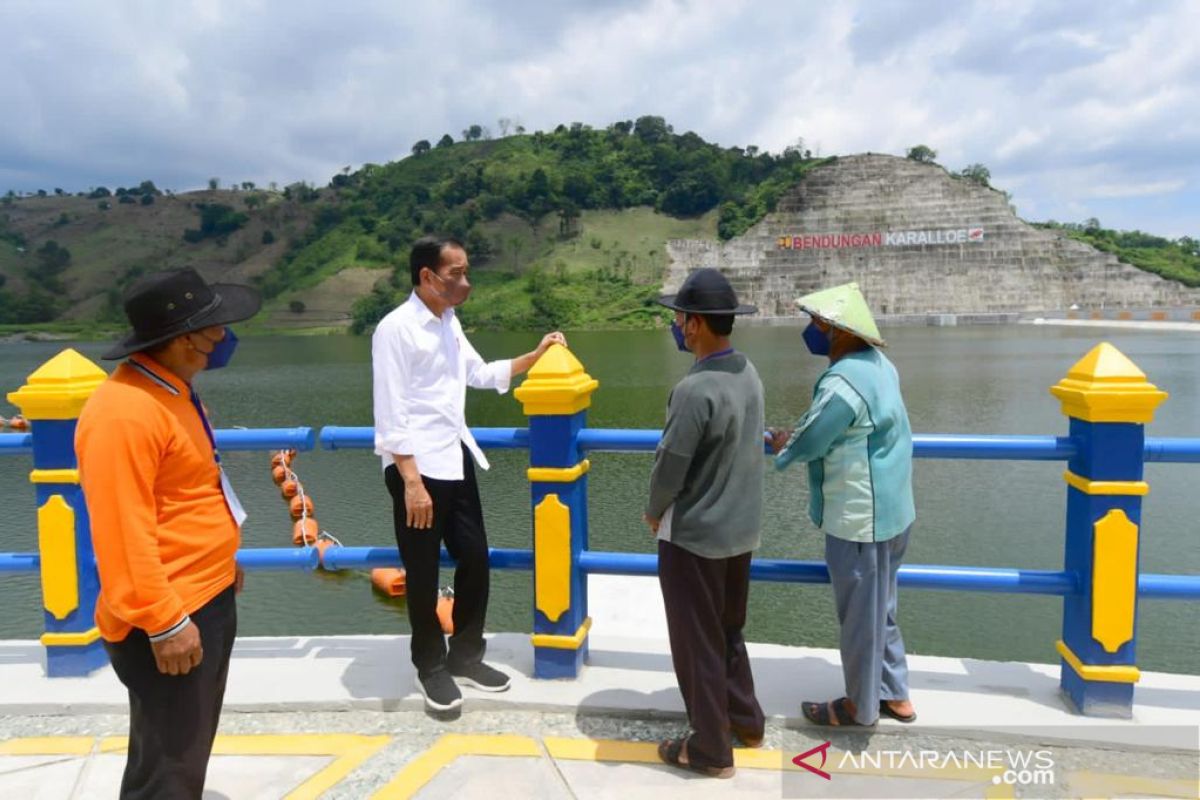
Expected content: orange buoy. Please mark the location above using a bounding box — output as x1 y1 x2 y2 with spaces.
289 495 314 520
436 591 454 634
8 415 28 431
292 517 319 546
272 465 288 485
371 568 407 597
271 451 294 468
314 538 334 566
281 479 300 499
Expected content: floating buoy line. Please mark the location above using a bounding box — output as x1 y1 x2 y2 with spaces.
268 449 453 633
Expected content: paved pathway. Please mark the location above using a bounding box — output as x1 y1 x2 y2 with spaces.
1 630 1197 798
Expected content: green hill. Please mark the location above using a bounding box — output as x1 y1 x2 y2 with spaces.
2 118 1197 333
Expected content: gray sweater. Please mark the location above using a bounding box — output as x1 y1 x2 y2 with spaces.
646 352 765 558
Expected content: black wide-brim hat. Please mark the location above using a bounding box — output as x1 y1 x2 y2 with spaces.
656 267 757 315
102 268 262 360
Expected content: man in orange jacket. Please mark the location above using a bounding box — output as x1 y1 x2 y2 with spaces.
76 268 260 799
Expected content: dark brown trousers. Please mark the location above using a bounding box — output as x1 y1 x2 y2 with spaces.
658 540 765 769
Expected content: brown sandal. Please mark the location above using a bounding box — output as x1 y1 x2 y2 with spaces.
657 737 736 779
801 697 876 727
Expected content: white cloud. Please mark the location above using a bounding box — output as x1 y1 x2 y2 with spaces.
1088 180 1186 199
0 0 1196 235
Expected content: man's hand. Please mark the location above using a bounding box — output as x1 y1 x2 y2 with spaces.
405 480 434 529
235 565 245 595
644 513 660 535
535 331 567 358
151 621 203 676
768 427 793 455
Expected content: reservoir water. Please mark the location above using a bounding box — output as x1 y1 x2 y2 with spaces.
1 325 1197 674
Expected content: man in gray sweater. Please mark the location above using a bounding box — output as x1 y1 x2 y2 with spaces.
645 268 766 779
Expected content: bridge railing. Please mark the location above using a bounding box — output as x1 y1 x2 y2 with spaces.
1 344 1198 717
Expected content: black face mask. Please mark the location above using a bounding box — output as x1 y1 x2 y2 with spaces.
428 269 471 306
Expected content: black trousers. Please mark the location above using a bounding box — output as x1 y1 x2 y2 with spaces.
385 446 490 678
658 540 765 770
104 585 237 800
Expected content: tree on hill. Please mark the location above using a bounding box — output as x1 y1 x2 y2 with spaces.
436 134 454 148
411 139 431 156
462 124 484 141
906 145 937 163
182 203 249 243
957 163 991 186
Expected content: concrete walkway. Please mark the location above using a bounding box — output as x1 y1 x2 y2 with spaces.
1 629 1197 798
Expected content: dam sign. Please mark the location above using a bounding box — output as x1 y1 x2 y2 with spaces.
777 227 985 251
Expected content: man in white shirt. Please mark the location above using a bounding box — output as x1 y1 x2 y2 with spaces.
372 236 565 712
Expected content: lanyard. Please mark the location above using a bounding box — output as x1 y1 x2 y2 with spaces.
698 348 735 364
188 389 221 465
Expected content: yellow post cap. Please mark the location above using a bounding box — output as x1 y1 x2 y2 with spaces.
513 344 599 416
7 348 108 420
795 282 885 346
1050 343 1167 423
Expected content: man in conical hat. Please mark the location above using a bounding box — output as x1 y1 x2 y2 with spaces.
770 282 918 727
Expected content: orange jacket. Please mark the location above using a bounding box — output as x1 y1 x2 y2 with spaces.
75 354 240 642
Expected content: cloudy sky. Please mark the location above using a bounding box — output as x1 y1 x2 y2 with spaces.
2 0 1197 236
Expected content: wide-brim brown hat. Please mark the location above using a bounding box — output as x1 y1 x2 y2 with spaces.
657 268 757 315
102 268 262 360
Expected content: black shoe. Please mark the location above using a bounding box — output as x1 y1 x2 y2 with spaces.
450 661 511 692
415 671 463 712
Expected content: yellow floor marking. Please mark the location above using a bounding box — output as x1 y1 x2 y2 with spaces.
1067 769 1199 799
5 733 390 800
0 737 93 756
373 734 542 799
378 735 1016 799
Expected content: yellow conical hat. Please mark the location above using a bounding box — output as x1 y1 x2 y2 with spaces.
795 282 885 347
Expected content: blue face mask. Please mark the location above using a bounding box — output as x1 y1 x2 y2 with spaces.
802 322 830 356
670 320 690 352
203 327 239 370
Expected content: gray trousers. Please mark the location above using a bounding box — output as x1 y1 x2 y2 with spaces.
825 527 911 725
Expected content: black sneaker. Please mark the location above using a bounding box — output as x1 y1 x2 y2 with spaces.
450 661 511 692
415 671 463 712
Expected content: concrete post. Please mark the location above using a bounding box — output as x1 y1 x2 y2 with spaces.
7 349 109 677
513 344 598 679
1050 343 1167 716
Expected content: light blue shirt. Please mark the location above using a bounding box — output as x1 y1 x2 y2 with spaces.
775 348 915 542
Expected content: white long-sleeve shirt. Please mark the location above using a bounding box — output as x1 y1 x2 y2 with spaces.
372 292 512 480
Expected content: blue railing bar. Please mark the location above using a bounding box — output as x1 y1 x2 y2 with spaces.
307 426 1200 463
1144 437 1200 464
577 428 659 452
317 546 534 571
236 547 319 570
1139 573 1200 599
913 434 1077 461
577 429 1083 461
319 426 530 451
214 427 316 452
577 551 1079 595
1 548 1193 599
0 552 39 573
0 432 32 455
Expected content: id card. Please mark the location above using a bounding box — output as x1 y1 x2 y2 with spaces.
219 467 248 528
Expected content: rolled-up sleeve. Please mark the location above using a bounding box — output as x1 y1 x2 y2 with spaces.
78 414 185 634
460 328 511 394
372 321 414 455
